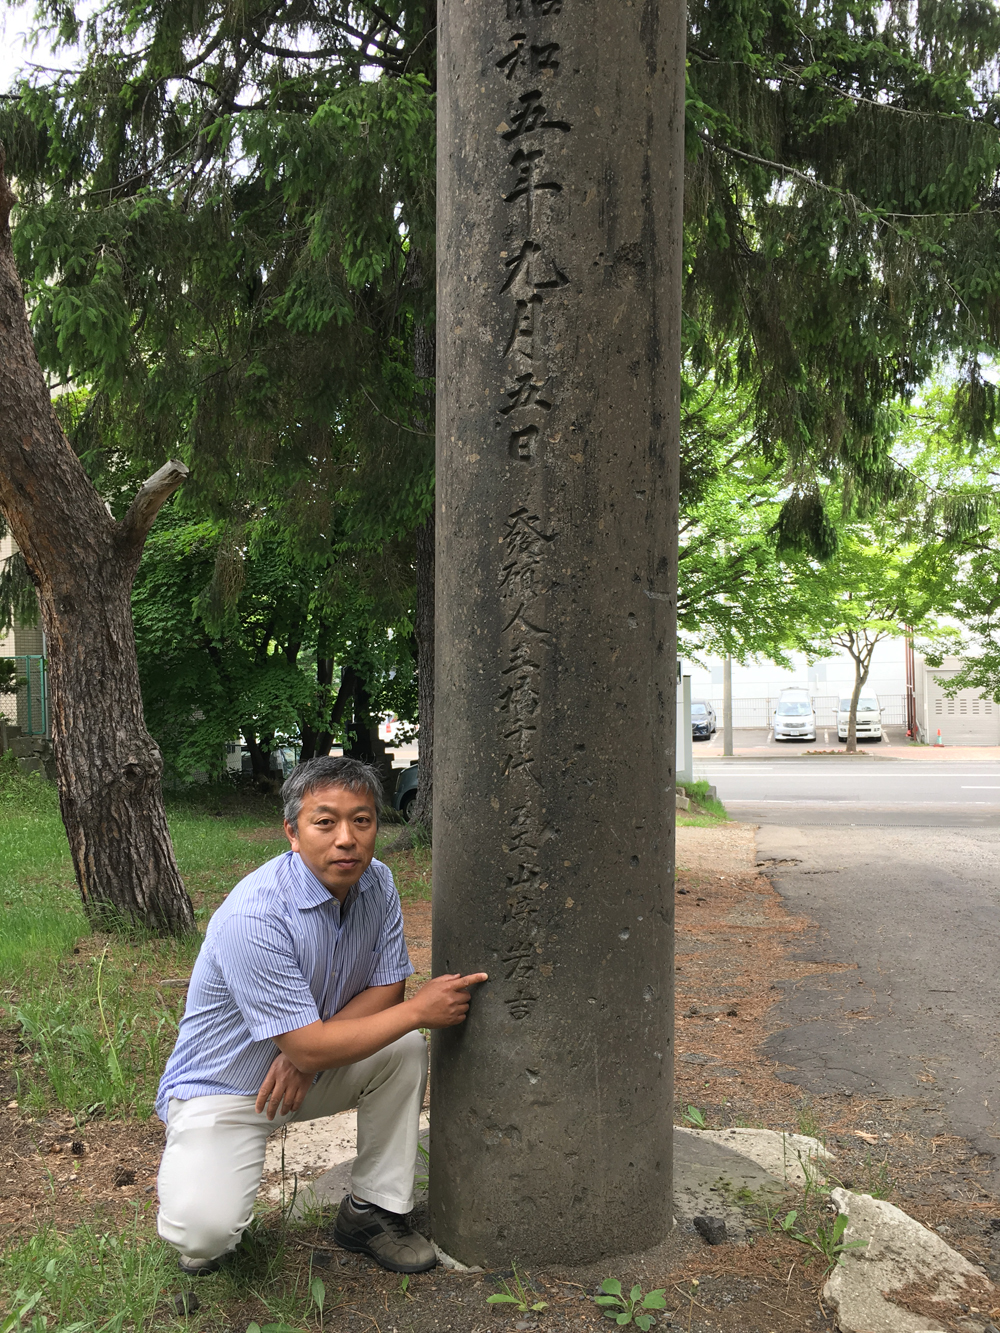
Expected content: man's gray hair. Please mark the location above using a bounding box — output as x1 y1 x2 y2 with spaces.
281 756 384 833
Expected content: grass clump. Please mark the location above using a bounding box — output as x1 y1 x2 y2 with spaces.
0 1211 178 1333
677 779 730 825
0 1209 326 1333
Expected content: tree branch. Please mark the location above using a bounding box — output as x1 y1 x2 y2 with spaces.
118 460 190 550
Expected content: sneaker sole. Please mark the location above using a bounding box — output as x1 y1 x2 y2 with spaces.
177 1259 223 1278
332 1228 437 1274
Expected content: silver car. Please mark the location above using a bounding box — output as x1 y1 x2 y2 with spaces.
773 693 816 742
837 694 882 742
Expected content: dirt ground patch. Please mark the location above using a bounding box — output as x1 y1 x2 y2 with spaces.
2 824 997 1333
0 1033 163 1234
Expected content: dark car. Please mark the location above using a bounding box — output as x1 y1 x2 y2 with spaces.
691 700 717 741
392 761 419 821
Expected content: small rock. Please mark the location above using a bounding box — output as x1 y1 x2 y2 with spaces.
311 1250 333 1268
679 1053 717 1065
693 1215 727 1245
171 1291 199 1316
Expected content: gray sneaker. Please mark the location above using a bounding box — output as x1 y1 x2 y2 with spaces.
332 1195 437 1274
177 1255 224 1278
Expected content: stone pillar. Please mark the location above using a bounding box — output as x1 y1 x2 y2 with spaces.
723 657 733 756
432 0 685 1267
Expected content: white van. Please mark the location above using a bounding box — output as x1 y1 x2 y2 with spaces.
773 689 817 742
837 693 882 742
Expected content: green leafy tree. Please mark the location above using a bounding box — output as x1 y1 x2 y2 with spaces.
133 513 417 783
795 531 956 750
679 371 820 664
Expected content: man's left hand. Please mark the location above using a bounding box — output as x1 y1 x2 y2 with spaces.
256 1051 313 1120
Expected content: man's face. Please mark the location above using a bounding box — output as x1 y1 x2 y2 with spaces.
284 783 378 900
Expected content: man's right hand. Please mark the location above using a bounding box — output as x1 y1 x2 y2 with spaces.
412 972 489 1028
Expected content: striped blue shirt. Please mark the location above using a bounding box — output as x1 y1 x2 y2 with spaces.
155 851 412 1121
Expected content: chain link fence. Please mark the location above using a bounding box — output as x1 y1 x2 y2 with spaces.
0 655 48 735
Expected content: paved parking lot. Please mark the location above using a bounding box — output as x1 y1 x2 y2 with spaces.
693 724 907 755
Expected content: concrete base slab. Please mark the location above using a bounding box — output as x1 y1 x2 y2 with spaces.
263 1108 358 1179
678 1127 832 1188
264 1117 814 1232
264 1113 429 1220
823 1187 994 1333
673 1126 793 1240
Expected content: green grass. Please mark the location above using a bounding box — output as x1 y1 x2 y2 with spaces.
0 1206 326 1333
0 1209 180 1333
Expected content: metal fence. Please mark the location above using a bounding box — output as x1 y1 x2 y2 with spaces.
705 693 906 728
0 655 48 736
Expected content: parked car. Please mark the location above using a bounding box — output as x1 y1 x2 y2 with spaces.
393 761 419 821
837 693 883 742
773 689 816 742
691 700 717 741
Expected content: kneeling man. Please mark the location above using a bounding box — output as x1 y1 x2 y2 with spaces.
156 756 486 1276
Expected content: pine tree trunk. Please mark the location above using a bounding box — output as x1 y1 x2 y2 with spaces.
0 154 195 936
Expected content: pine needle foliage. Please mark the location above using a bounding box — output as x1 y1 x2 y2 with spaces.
685 0 1000 552
0 0 436 551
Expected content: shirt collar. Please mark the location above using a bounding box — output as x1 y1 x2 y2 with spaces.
286 852 377 911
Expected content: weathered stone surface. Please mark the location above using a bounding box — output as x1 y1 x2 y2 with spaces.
431 0 686 1268
824 1187 994 1333
678 1127 832 1189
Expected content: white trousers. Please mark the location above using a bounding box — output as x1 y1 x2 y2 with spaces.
156 1030 427 1262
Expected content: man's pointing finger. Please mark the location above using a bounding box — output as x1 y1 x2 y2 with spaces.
457 972 489 988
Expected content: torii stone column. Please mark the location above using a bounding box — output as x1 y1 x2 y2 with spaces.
431 0 685 1266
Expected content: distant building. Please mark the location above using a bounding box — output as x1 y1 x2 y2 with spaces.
0 532 48 740
914 655 999 746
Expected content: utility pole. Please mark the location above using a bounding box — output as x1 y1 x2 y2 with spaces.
723 656 733 756
432 0 686 1267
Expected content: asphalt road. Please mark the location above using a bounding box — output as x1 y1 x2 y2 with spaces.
753 823 1000 1181
691 757 1000 1179
695 756 1000 827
